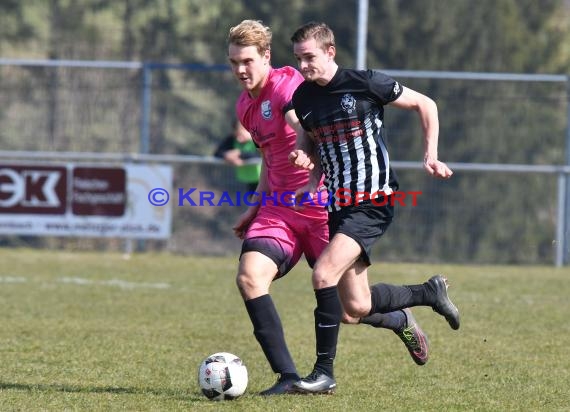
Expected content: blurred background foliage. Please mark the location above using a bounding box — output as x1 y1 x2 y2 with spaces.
1 0 568 70
1 0 570 264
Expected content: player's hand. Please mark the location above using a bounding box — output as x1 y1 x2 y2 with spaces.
292 187 311 210
232 207 258 239
288 150 314 170
424 157 453 179
224 149 244 166
292 183 323 210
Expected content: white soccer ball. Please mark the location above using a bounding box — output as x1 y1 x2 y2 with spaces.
198 352 248 401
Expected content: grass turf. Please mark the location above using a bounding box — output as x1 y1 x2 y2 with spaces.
0 248 568 411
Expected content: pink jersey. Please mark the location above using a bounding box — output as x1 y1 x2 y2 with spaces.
236 66 315 203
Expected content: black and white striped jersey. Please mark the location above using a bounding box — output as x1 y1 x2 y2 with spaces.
292 68 402 211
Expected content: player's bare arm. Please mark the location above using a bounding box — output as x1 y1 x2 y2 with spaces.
285 109 315 170
390 86 453 179
303 131 322 190
295 133 323 206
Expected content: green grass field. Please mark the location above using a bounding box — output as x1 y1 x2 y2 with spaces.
1 248 569 411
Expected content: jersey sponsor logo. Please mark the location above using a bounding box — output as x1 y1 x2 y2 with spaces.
261 100 272 120
313 119 363 143
340 93 356 114
301 111 312 120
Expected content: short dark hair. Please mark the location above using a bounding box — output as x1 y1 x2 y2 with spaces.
290 21 335 51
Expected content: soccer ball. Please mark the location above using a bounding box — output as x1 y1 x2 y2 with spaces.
198 352 248 401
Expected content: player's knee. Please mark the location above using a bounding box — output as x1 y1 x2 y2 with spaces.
236 272 253 293
311 267 333 289
341 312 359 324
312 257 345 289
343 300 370 318
236 271 270 298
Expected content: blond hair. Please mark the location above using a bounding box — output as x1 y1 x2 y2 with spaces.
228 20 272 55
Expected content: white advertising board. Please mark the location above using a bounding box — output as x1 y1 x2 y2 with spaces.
0 163 172 239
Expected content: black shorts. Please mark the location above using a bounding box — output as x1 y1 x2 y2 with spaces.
240 237 295 279
328 200 394 266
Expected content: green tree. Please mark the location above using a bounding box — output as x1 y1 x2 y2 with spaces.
360 0 568 263
1 0 569 263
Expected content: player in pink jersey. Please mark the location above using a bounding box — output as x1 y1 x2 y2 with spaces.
227 20 429 396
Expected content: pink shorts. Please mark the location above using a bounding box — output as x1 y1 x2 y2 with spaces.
243 204 329 277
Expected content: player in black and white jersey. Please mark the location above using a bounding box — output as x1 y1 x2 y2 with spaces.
288 22 460 394
294 66 402 212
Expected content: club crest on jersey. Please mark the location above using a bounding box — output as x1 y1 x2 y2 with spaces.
261 100 272 120
340 93 356 114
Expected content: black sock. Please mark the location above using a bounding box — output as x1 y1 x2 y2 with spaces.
245 294 298 377
369 283 412 314
369 282 432 315
360 310 406 331
280 372 300 382
313 286 342 378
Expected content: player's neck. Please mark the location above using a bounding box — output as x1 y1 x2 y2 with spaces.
315 63 338 86
249 67 272 98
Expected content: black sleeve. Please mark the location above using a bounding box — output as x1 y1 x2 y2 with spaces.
213 135 234 158
282 100 294 115
368 70 403 105
291 90 307 130
239 151 261 160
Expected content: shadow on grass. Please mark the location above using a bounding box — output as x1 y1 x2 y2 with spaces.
0 381 204 401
